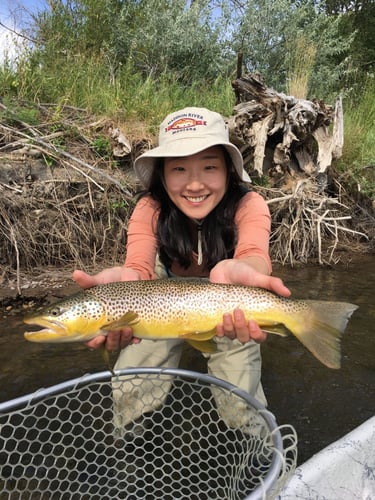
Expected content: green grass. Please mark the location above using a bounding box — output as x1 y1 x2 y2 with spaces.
338 77 375 198
0 54 234 130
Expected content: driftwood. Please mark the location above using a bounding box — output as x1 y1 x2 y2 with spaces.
258 180 369 266
228 73 344 187
227 73 372 264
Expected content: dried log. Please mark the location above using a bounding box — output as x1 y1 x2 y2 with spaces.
312 96 344 173
228 73 344 188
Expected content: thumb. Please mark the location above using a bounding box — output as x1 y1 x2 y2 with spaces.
243 271 291 297
260 275 291 297
72 270 97 289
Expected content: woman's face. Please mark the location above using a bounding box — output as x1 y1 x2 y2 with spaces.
163 146 227 220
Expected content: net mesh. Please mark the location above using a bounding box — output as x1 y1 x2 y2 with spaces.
0 369 297 500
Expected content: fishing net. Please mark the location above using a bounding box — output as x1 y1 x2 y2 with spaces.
0 368 297 499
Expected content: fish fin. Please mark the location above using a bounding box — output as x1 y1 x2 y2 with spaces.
179 328 217 353
179 329 217 342
261 325 290 337
98 344 115 375
102 311 139 331
185 338 217 353
254 317 290 337
290 301 358 369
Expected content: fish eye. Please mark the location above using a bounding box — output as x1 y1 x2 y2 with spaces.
50 307 61 317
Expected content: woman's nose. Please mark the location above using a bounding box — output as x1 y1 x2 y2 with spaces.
186 172 204 190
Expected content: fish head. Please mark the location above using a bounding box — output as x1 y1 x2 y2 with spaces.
23 292 108 343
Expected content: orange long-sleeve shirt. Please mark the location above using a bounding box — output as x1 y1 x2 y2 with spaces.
124 191 272 279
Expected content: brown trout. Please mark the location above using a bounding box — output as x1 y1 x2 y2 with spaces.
24 278 358 368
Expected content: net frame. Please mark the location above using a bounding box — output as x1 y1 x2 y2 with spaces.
0 368 297 499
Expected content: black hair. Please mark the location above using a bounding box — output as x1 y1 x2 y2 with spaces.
140 147 250 271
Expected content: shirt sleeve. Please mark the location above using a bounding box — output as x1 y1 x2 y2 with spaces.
233 191 272 273
124 196 160 279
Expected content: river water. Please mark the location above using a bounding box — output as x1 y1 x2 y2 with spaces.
0 257 374 466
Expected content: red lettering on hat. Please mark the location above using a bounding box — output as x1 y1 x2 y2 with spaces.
165 118 207 132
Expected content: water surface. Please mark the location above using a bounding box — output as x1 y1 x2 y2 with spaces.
0 257 374 465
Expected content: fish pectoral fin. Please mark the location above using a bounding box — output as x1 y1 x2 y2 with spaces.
98 344 115 376
102 311 139 331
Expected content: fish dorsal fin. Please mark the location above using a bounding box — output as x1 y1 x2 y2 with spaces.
101 311 139 331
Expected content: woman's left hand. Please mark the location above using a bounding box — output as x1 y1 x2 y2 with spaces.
216 308 267 343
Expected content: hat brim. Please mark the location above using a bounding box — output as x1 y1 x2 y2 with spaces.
134 138 251 188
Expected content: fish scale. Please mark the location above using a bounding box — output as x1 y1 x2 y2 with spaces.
24 278 358 369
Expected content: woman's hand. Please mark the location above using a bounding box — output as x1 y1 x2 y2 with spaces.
210 258 291 343
216 309 267 343
210 258 291 297
72 267 141 351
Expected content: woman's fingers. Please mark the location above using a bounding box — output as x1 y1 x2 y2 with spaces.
105 329 136 351
85 335 106 350
72 269 98 288
216 309 267 343
247 319 267 343
85 329 137 352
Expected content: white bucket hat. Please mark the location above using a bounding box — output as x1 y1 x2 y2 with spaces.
134 107 251 188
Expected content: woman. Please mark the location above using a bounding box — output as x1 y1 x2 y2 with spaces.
74 107 290 430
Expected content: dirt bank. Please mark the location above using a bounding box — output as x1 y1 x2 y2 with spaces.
1 100 374 283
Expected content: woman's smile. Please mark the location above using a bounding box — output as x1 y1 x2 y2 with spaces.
184 195 210 204
164 146 227 219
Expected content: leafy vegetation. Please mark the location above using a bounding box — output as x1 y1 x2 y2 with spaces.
0 0 374 199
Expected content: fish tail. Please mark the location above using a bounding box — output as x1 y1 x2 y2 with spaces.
289 301 358 369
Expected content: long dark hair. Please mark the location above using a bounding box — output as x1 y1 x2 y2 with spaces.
142 148 249 270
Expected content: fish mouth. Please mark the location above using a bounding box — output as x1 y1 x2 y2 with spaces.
23 317 68 340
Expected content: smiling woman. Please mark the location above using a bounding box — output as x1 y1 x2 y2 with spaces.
72 106 293 436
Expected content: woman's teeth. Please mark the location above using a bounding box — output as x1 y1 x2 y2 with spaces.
185 195 207 203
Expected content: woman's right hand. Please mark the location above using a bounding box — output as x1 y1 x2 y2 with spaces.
72 267 142 352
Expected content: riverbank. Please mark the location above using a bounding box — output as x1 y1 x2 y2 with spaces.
1 101 374 288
